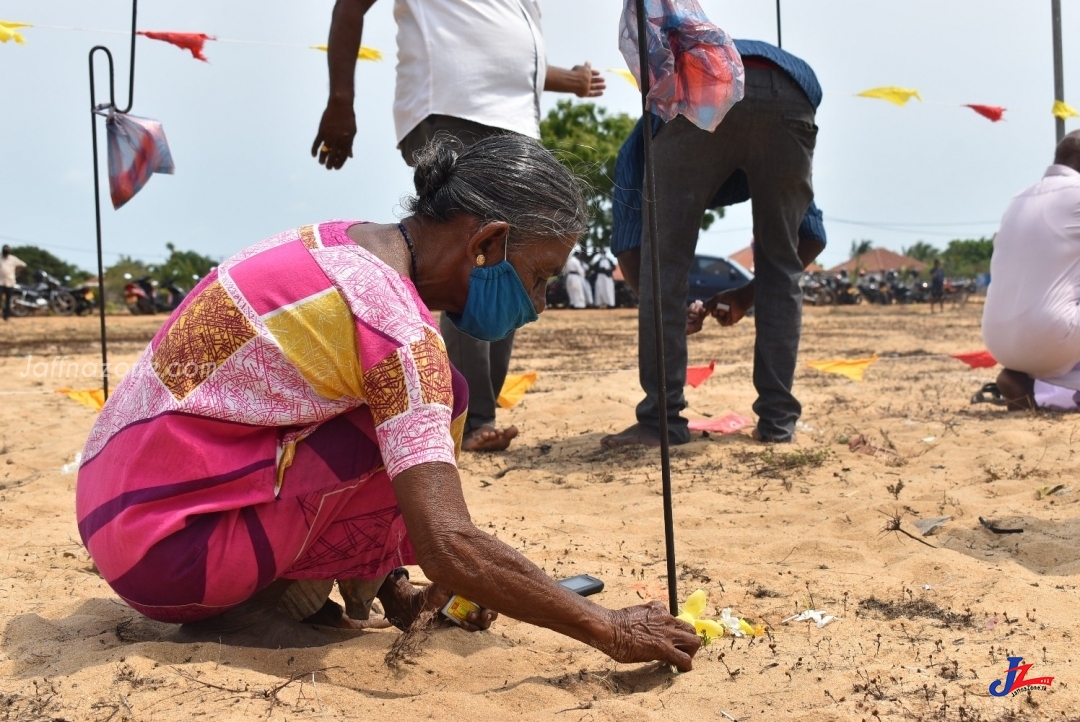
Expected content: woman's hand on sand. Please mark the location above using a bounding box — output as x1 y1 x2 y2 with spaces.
601 601 701 672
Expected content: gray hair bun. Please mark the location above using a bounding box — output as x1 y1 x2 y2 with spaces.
412 139 460 202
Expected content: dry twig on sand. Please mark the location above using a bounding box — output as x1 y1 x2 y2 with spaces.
385 608 438 668
879 510 937 548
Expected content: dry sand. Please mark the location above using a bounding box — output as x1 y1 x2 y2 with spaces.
1 305 1077 721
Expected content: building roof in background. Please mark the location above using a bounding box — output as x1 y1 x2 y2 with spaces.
730 244 824 274
827 248 928 274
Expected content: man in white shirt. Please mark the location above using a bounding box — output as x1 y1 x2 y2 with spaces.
592 253 616 308
312 0 603 452
0 246 27 321
982 130 1080 410
563 253 587 309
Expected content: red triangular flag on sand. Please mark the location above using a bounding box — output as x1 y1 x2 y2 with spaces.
951 350 997 368
138 31 215 62
965 104 1006 122
686 359 716 388
688 413 752 434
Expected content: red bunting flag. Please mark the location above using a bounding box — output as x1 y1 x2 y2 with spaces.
965 104 1006 122
688 413 753 434
138 31 215 62
686 359 716 388
951 350 997 369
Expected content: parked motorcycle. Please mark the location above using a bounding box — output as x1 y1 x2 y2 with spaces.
65 276 99 316
801 273 836 306
123 274 193 315
831 273 862 305
857 273 893 305
6 271 77 316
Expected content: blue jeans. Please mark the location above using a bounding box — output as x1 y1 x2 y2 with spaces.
637 66 817 442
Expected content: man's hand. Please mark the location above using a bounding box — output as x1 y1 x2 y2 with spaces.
570 63 605 98
600 601 702 672
707 284 754 327
545 62 605 98
686 300 708 335
311 98 356 170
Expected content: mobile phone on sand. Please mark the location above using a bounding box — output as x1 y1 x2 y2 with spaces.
440 575 606 626
558 574 605 597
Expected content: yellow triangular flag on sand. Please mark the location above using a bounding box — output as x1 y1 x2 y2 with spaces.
606 68 638 88
55 388 105 411
310 44 382 61
0 21 31 44
856 86 922 106
498 372 538 409
1052 100 1079 120
806 354 878 382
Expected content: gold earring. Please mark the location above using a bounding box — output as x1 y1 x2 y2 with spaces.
475 254 486 266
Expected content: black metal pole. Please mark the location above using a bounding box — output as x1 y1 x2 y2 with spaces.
776 0 782 48
1052 0 1065 144
634 0 679 617
88 0 137 399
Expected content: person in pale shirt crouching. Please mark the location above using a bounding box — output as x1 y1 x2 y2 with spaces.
981 131 1080 411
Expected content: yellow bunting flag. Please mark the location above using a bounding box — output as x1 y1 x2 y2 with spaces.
310 44 382 61
856 86 922 106
55 388 105 412
606 67 638 88
0 20 31 44
806 354 878 382
1052 100 1079 120
497 372 538 409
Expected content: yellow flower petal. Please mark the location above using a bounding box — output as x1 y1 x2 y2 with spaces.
681 589 707 619
696 619 724 641
676 612 696 626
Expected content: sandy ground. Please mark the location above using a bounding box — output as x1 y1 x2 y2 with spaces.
1 304 1077 721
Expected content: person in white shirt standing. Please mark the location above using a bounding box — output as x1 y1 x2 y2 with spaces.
982 131 1080 411
563 253 587 309
592 253 616 308
311 0 603 453
0 246 27 321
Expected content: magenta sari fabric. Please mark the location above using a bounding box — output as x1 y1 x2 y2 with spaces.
76 221 467 623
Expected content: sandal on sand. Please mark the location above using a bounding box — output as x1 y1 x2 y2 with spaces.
971 382 1008 406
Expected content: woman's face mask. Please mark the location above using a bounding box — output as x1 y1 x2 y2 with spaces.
445 236 538 342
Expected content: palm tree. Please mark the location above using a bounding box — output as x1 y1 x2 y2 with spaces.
849 239 874 259
902 241 940 263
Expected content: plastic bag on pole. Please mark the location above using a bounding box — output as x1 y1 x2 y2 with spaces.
618 0 744 132
105 112 175 209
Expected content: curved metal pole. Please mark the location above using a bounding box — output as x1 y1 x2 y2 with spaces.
634 0 679 617
87 0 137 399
89 46 115 397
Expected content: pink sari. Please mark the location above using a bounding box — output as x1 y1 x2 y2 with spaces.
76 221 467 623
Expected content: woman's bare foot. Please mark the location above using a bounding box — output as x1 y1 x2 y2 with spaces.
461 424 518 452
177 582 333 649
302 599 391 630
600 423 662 448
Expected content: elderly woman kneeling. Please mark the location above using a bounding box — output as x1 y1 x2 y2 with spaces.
75 135 700 670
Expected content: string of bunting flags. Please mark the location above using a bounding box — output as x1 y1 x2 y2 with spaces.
6 19 1076 124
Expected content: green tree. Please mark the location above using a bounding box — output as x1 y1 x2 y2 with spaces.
539 101 721 253
7 245 90 284
849 239 874 259
901 241 940 264
158 243 218 288
940 237 993 278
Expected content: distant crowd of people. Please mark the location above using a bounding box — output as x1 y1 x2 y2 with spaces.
561 249 618 309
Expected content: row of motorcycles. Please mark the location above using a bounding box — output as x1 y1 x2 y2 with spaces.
6 271 199 317
6 271 97 317
801 270 976 306
122 274 195 315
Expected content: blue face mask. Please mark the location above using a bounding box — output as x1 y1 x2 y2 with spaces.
446 248 538 342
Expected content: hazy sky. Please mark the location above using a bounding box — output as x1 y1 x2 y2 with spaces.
2 1 1077 272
